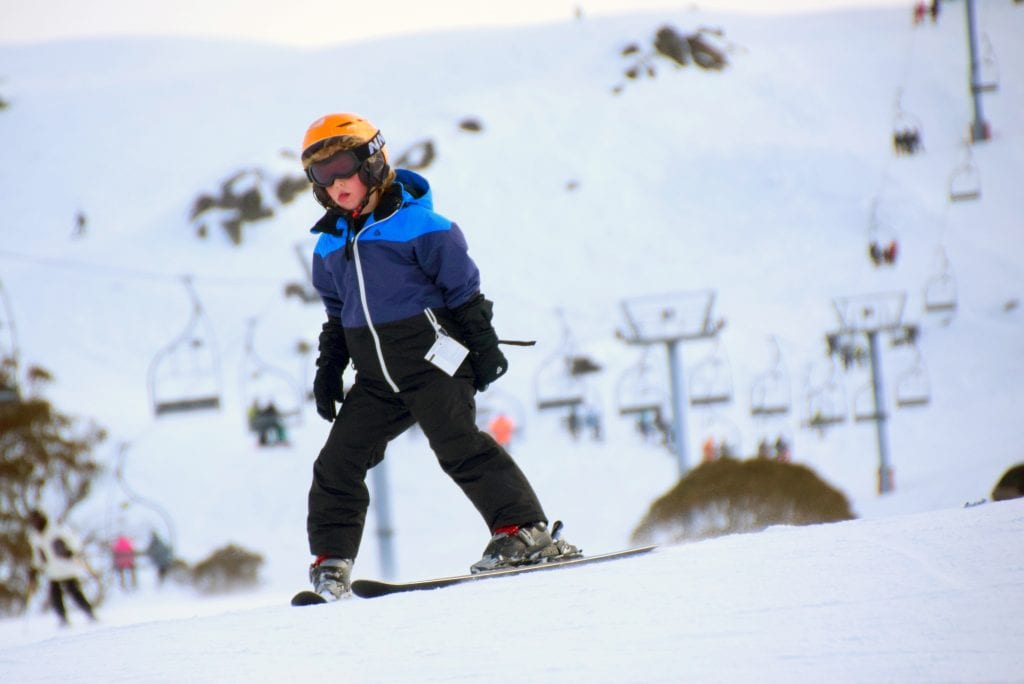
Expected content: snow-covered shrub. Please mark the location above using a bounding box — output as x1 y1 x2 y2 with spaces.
631 457 854 545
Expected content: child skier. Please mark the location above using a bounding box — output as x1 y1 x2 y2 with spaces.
299 112 578 600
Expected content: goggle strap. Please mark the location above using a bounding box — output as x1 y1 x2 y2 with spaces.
355 131 385 161
305 130 385 182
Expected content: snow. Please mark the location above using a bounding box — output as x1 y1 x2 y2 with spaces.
0 1 919 47
1 2 1023 681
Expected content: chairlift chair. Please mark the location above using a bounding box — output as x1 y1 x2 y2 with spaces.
240 318 304 423
750 370 790 417
148 279 222 417
923 249 958 316
867 200 899 267
615 351 667 417
973 33 999 94
749 336 791 417
689 344 733 407
535 309 590 411
803 389 846 429
894 354 931 408
948 161 981 202
534 357 587 412
892 92 923 155
801 362 847 430
923 275 958 314
852 383 883 423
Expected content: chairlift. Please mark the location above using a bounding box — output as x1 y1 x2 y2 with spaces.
973 33 999 94
948 160 981 202
892 90 923 155
852 383 883 423
240 317 304 424
113 443 178 553
894 353 931 408
801 362 847 431
616 350 667 417
750 337 790 417
689 341 733 407
534 354 588 411
147 277 222 417
533 309 590 411
0 278 22 403
867 200 899 267
750 369 790 417
922 248 958 317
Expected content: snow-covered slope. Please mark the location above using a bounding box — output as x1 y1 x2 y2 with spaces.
4 500 1023 683
0 3 1021 681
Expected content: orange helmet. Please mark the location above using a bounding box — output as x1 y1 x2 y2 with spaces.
301 113 387 163
300 113 390 208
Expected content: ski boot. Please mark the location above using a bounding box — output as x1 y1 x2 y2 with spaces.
310 557 353 601
470 520 580 574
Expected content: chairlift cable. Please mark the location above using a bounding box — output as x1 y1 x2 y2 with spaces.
0 248 285 287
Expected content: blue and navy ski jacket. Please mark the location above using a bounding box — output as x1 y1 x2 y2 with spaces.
311 169 480 392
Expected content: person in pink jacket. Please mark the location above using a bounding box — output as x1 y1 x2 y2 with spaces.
112 535 138 590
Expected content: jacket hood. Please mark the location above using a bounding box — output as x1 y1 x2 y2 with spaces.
394 169 431 208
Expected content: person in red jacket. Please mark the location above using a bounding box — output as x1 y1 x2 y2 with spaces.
488 413 516 447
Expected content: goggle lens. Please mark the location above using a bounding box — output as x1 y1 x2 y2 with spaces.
308 150 362 186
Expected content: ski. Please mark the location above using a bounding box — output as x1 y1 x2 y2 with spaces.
350 545 657 599
290 590 328 606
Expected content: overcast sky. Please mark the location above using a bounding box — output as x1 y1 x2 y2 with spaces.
1 0 909 47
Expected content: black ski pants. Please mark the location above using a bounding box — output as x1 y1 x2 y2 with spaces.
49 579 95 623
307 372 546 560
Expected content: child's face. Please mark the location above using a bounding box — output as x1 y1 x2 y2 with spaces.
326 173 369 213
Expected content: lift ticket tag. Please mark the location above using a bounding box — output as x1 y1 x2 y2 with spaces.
424 309 468 376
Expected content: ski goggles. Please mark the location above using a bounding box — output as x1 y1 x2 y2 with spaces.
305 131 385 187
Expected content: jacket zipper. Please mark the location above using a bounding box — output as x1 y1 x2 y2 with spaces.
351 212 401 393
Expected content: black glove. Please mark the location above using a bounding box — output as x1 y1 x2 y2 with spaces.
313 317 350 422
469 345 508 392
452 294 508 392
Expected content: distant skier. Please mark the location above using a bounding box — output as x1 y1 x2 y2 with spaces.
26 509 97 626
775 435 792 463
145 531 174 583
913 1 927 25
112 534 138 590
869 240 898 266
703 436 718 462
487 413 515 447
249 400 288 446
297 112 578 601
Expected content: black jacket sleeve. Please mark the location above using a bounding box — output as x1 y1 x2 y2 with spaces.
451 293 498 352
316 316 350 368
